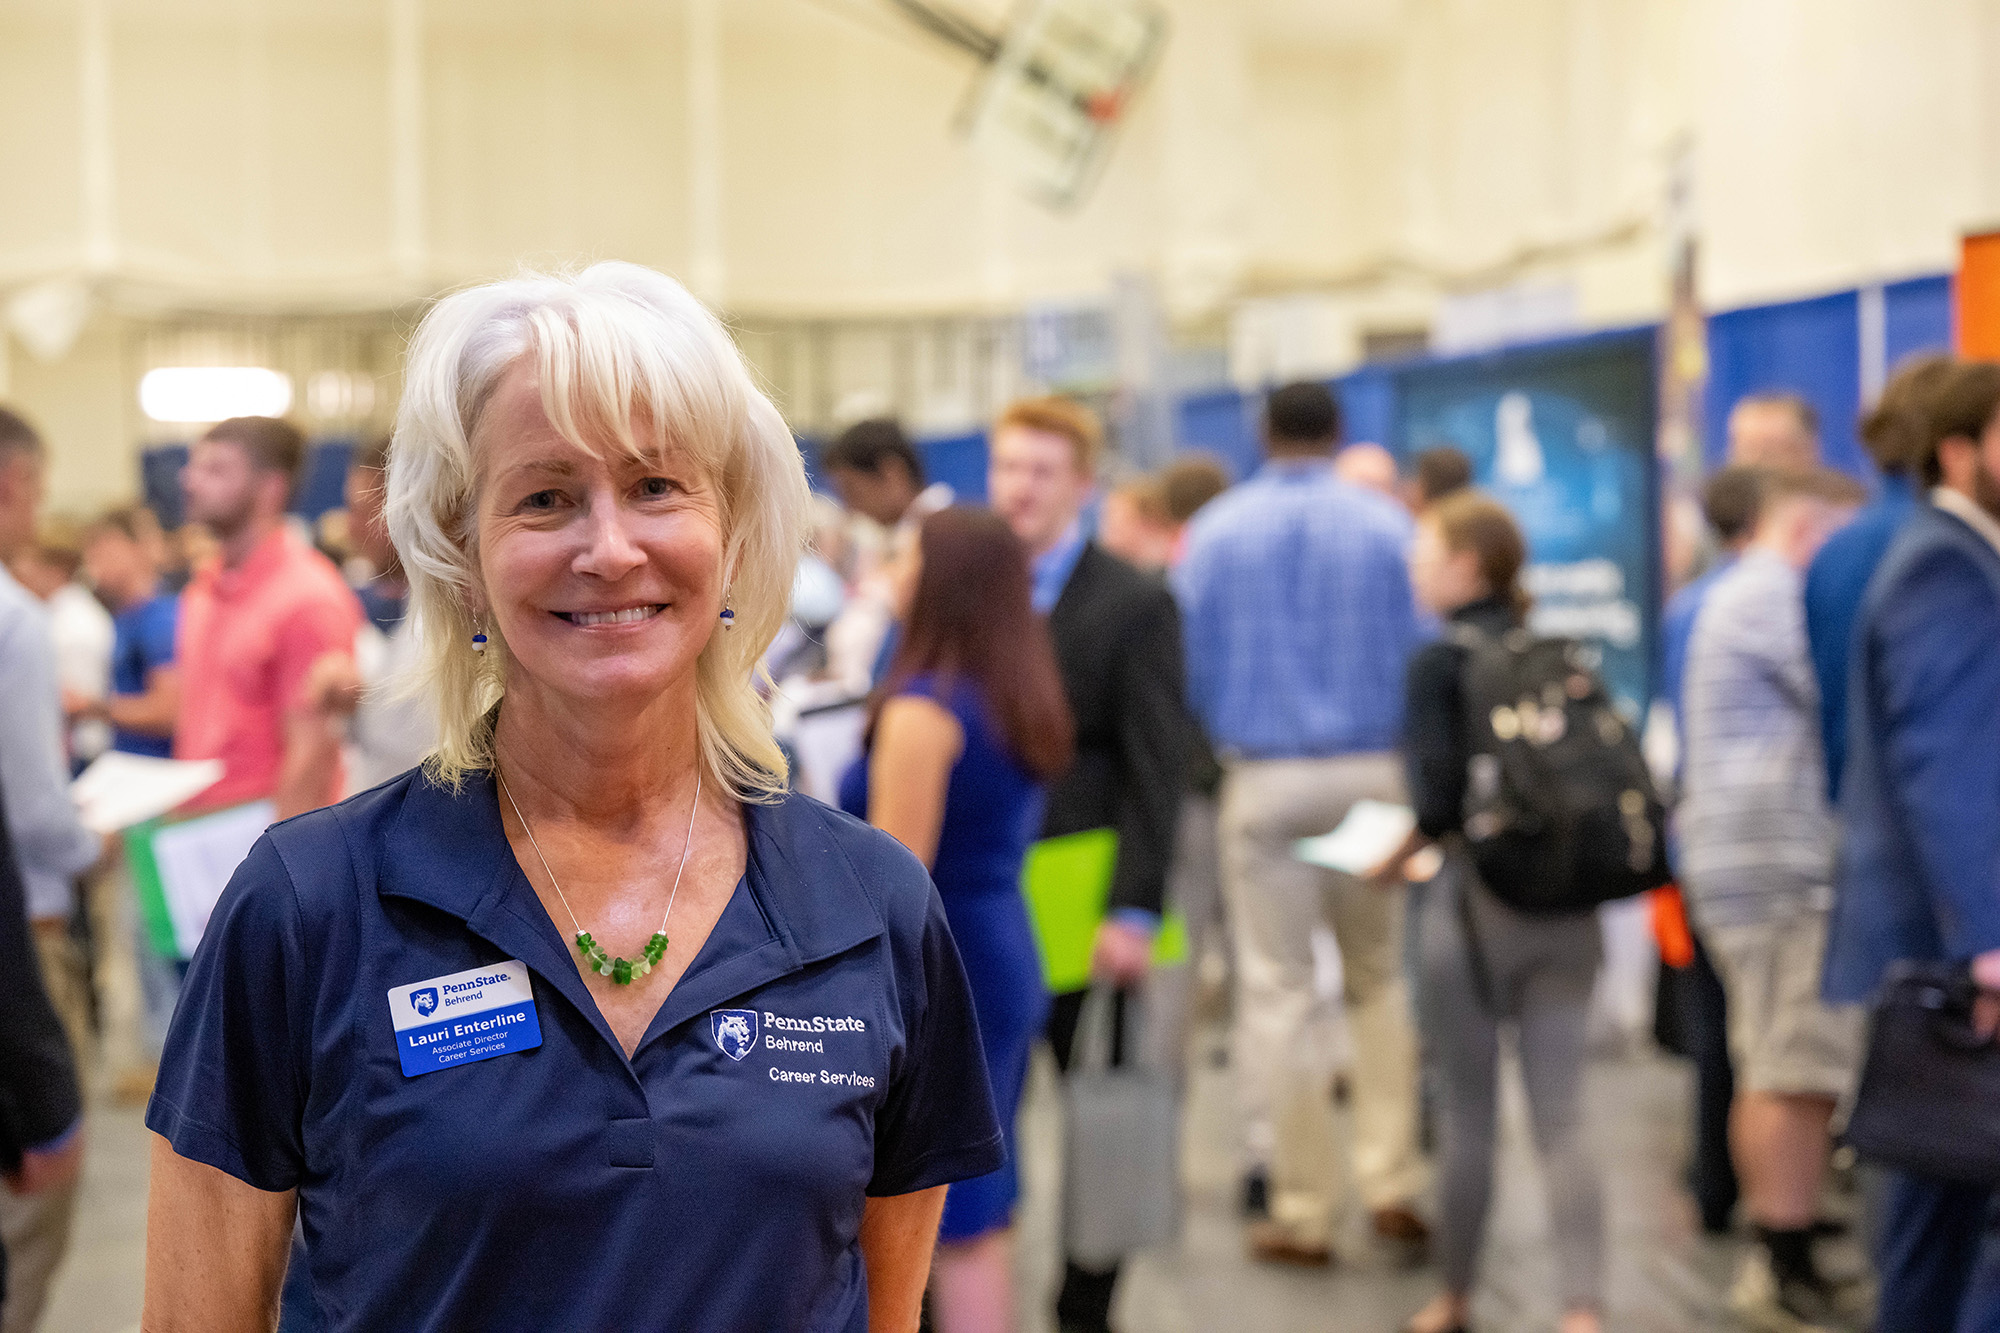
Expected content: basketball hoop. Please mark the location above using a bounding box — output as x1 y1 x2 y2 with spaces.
880 0 1167 210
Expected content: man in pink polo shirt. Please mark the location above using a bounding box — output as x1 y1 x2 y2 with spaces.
175 416 361 818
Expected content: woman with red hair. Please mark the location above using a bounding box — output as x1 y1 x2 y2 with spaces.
841 505 1074 1333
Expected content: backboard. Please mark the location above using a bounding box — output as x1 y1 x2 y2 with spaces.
958 0 1166 209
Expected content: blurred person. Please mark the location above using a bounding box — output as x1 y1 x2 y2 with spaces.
841 507 1073 1333
1159 454 1230 537
1805 353 1954 801
1389 493 1604 1333
0 770 85 1327
0 408 100 1333
1174 381 1428 1267
78 506 180 760
987 395 1186 1333
1099 460 1235 1083
1824 359 2000 1333
163 523 213 593
75 506 184 1101
822 417 948 531
1097 474 1176 571
313 507 353 572
174 416 362 819
1659 467 1765 721
1728 392 1821 470
299 436 438 795
1333 440 1399 498
12 523 114 767
1681 467 1867 1331
820 418 953 694
1100 457 1234 574
1154 454 1233 998
1654 464 1764 1236
144 262 1000 1332
1406 445 1475 515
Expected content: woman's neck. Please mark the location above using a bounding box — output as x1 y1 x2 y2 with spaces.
492 680 703 829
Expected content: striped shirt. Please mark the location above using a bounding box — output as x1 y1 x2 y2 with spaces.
1679 549 1834 927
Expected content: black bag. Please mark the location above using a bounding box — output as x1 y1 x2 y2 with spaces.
1846 961 2000 1186
1455 626 1670 915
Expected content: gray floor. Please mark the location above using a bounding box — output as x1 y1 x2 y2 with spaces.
41 1027 1801 1333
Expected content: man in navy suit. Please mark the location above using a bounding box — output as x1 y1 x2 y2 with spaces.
1825 358 2000 1332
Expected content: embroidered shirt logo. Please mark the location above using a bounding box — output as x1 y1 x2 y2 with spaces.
712 1009 758 1061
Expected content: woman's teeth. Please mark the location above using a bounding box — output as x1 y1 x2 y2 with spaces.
562 606 662 626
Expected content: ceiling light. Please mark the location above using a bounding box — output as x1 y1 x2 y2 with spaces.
139 367 293 424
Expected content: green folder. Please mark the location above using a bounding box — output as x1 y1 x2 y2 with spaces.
1021 828 1189 994
123 818 181 959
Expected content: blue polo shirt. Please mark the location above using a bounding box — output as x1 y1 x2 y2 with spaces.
147 769 1003 1332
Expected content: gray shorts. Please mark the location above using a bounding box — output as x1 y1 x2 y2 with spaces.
1707 908 1863 1099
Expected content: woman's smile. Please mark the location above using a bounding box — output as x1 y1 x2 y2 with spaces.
555 603 667 627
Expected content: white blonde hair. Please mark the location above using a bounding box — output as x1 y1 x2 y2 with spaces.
387 261 809 801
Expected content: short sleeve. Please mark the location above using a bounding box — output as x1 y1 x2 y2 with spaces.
271 589 361 716
145 835 310 1192
866 886 1004 1197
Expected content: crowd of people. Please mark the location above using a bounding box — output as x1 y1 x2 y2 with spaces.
0 261 1998 1333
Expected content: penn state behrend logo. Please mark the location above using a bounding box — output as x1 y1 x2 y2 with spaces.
711 1009 758 1061
411 988 439 1018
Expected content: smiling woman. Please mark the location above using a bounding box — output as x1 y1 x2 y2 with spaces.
140 263 1006 1333
389 261 808 799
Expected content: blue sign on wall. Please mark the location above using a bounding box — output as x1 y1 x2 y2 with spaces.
1394 329 1660 712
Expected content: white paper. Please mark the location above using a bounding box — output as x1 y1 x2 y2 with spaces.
69 752 224 834
1293 799 1417 876
149 801 274 958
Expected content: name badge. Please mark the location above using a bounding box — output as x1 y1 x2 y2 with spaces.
387 960 542 1077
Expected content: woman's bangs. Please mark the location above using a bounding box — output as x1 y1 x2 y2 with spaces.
528 302 726 483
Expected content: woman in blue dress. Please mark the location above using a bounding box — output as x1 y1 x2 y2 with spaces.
841 505 1074 1333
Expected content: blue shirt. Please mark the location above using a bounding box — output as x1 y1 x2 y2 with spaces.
1803 474 1918 801
147 770 1003 1332
1172 459 1419 758
109 593 178 759
1031 519 1089 615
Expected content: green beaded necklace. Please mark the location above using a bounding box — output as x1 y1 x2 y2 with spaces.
499 770 700 986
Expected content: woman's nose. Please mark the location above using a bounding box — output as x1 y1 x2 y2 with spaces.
574 500 646 578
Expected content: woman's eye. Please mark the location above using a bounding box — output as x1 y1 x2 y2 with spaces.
522 489 562 510
638 476 676 498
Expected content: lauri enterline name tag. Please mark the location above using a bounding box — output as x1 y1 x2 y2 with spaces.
388 960 543 1077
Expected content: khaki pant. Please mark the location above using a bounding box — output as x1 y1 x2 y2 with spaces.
0 924 88 1333
1220 754 1425 1245
1708 907 1864 1099
82 859 146 1077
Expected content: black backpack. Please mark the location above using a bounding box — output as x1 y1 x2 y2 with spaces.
1453 626 1670 915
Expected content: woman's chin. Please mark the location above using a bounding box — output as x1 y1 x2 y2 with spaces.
510 654 695 714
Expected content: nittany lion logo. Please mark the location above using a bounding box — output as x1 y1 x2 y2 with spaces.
711 1009 758 1062
411 988 439 1018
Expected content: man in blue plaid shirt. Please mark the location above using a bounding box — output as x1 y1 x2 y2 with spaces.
1173 381 1428 1267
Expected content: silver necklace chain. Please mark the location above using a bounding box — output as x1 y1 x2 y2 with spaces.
497 768 702 947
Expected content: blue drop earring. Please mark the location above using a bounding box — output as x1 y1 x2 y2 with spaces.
472 625 489 653
719 597 736 630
